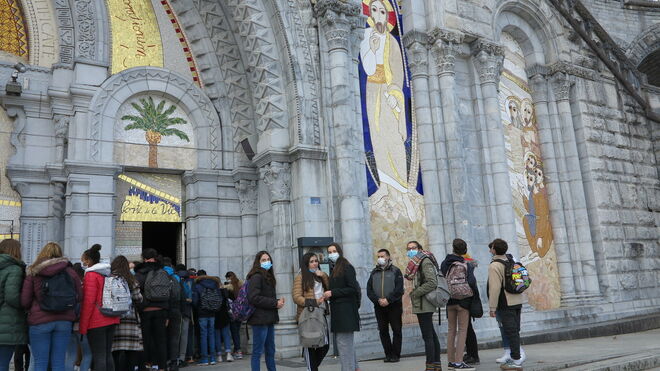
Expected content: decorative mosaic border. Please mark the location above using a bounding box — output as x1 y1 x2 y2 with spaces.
118 174 181 204
0 199 21 207
0 0 29 58
160 0 201 87
0 234 19 239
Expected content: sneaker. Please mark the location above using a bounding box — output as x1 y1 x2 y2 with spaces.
520 347 526 363
390 356 400 363
453 363 476 370
197 358 208 366
234 351 243 360
463 355 480 365
500 359 522 370
226 352 234 362
209 357 217 365
447 362 455 370
496 349 511 363
215 353 224 363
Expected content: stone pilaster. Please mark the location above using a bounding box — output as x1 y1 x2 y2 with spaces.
54 114 70 163
260 161 298 358
471 39 518 253
234 169 259 276
431 28 468 246
403 31 447 255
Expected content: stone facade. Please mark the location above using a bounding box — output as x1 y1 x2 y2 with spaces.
0 0 658 360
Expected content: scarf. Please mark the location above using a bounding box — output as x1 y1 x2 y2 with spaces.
404 250 438 281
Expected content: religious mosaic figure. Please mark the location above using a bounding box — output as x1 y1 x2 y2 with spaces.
360 0 409 193
499 32 560 310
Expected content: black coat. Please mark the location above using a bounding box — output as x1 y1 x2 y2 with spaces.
246 271 279 326
328 263 361 333
134 261 169 311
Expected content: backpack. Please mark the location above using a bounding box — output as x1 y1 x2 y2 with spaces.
446 261 473 300
99 276 132 317
199 286 222 312
40 270 77 312
144 269 172 302
495 254 532 294
298 306 328 348
422 259 451 308
230 281 255 322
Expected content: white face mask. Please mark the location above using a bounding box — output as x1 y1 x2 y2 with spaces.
377 257 387 266
328 252 340 263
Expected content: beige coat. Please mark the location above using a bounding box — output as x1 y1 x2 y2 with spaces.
292 272 329 322
487 254 524 311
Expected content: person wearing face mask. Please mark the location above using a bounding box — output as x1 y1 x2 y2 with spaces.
246 251 284 371
366 249 403 363
404 241 441 371
323 243 361 371
292 252 329 371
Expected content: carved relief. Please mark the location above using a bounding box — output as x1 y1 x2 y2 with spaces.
53 0 74 64
260 162 291 202
73 0 96 60
316 0 362 52
54 114 70 162
235 179 258 214
472 40 505 85
402 33 429 78
550 73 572 101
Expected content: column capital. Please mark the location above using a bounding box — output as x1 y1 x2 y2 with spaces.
429 27 464 46
235 179 258 215
550 72 572 101
315 0 363 52
529 74 549 101
402 31 430 78
260 162 291 203
471 39 504 85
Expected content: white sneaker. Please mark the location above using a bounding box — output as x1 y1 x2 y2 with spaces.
496 348 511 363
512 357 524 366
519 347 526 362
226 352 234 362
215 353 223 363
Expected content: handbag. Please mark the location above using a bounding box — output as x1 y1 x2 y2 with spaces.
469 291 483 318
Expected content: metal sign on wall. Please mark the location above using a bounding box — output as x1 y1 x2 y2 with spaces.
116 173 182 222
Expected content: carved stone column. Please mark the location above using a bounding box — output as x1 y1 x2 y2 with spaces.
528 72 578 302
403 31 446 255
431 28 466 246
260 161 297 357
471 40 518 253
54 115 70 163
316 0 370 272
550 72 601 300
234 175 259 276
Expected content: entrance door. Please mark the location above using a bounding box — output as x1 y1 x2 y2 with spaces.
142 222 181 263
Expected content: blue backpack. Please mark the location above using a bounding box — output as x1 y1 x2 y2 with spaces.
230 281 255 322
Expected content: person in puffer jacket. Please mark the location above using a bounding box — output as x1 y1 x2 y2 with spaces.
0 239 27 371
192 271 221 365
79 244 120 371
21 242 82 371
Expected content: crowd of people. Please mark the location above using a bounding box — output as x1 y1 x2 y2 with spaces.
0 236 527 371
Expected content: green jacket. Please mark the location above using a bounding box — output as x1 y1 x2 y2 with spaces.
410 258 438 314
0 254 27 345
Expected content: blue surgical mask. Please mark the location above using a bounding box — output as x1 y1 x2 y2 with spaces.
328 252 340 263
130 269 135 275
309 268 317 273
407 249 418 259
260 261 272 270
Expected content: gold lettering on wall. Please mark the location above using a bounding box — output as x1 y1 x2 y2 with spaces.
107 0 163 74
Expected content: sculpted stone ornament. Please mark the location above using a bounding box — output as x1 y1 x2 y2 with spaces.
260 162 292 203
403 31 429 78
54 115 70 162
551 73 572 101
235 179 258 215
472 40 504 86
315 0 362 52
432 41 460 76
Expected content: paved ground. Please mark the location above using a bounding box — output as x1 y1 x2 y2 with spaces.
182 328 660 370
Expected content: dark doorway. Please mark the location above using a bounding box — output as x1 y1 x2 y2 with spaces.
142 222 181 262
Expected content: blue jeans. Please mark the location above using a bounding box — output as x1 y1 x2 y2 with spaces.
251 325 276 371
0 345 14 371
199 317 216 361
214 325 232 353
29 320 73 371
230 320 242 351
65 334 92 371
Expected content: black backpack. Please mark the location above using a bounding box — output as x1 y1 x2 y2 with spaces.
40 271 77 312
199 286 222 312
145 269 173 302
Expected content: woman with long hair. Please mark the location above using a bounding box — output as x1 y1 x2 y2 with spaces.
0 239 27 371
292 252 329 371
246 251 284 371
323 243 361 371
79 244 120 371
110 255 143 371
21 242 82 371
223 271 244 359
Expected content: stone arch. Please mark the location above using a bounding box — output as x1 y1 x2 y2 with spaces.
72 0 110 64
87 67 222 169
493 0 567 67
626 23 660 67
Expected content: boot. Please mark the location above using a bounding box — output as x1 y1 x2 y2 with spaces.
425 363 436 371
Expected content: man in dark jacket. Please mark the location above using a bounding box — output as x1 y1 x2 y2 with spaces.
134 248 170 371
192 270 221 365
366 248 404 363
